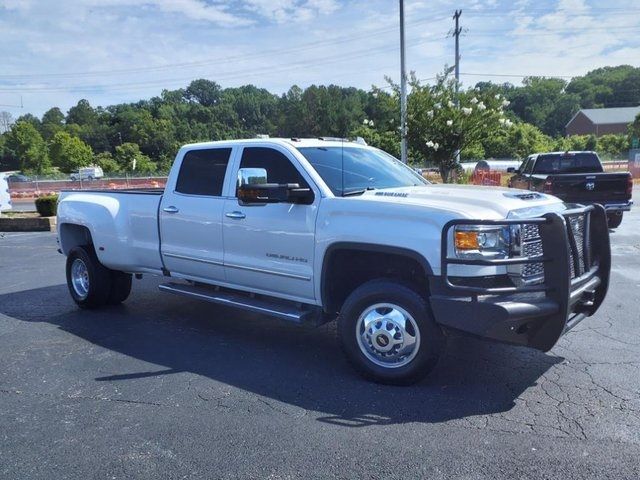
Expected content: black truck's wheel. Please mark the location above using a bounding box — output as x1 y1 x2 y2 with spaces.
107 271 132 305
66 246 112 309
607 213 623 229
338 279 444 385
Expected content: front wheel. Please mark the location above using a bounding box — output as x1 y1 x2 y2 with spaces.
338 279 444 385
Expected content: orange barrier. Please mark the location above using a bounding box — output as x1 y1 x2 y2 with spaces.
471 170 502 186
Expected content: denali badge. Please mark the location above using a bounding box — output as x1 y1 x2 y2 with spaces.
266 253 308 263
585 182 595 191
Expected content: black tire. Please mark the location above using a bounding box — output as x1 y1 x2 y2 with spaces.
338 279 444 385
107 271 132 305
66 246 112 309
607 213 623 229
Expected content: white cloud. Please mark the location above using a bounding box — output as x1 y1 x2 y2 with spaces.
242 0 340 23
0 0 638 116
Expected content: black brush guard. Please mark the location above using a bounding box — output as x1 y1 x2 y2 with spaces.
429 204 611 351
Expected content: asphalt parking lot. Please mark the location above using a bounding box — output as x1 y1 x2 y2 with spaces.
1 210 639 479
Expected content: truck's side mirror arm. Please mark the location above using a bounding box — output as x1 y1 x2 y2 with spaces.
287 186 314 205
238 183 314 205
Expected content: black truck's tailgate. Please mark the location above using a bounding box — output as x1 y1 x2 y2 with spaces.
545 172 631 203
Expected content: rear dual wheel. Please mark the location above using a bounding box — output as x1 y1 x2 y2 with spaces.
66 246 132 309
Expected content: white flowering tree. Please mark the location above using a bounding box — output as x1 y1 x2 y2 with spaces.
407 73 512 182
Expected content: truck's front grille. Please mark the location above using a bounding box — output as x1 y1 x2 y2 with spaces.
514 210 591 284
512 224 545 285
522 239 544 279
521 223 540 241
566 213 590 278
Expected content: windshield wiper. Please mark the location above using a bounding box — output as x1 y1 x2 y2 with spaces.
342 186 376 197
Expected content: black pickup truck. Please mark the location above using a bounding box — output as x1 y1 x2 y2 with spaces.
508 151 633 228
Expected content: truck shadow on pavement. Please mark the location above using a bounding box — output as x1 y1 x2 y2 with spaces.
0 281 563 428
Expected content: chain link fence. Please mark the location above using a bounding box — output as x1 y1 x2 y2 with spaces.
8 174 168 199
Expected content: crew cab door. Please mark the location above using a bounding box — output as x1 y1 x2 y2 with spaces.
222 146 319 301
159 146 235 282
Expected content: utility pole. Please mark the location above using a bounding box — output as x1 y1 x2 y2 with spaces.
453 10 461 96
453 9 462 164
399 0 408 164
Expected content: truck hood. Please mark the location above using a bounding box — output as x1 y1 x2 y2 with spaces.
358 184 564 219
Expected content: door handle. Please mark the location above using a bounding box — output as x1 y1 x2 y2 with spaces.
163 206 179 213
225 211 246 219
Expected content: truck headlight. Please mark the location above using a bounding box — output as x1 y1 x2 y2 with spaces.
454 225 511 258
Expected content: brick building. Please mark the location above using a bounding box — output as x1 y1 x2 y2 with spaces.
565 106 640 136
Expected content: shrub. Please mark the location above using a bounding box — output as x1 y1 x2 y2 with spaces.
35 194 59 217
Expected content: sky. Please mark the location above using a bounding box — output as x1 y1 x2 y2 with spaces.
0 0 639 117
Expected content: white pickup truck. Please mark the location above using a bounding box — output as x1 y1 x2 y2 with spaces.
57 138 611 384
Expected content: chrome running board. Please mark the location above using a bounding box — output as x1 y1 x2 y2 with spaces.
159 282 322 324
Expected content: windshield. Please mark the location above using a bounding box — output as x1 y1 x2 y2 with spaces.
297 146 428 196
533 153 603 174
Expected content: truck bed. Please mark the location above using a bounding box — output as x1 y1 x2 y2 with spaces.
57 189 165 274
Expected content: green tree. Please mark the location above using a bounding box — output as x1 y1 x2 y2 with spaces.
597 134 629 158
15 113 41 130
350 124 401 159
41 107 65 141
4 121 50 173
507 77 580 136
49 131 93 173
93 152 121 173
185 79 222 107
483 122 553 159
407 74 509 181
567 65 640 108
553 135 593 152
66 99 97 126
629 113 640 144
114 142 156 173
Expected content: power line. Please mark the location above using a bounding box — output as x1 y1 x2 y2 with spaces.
0 15 450 81
467 25 640 37
461 72 575 79
0 36 450 94
440 6 640 16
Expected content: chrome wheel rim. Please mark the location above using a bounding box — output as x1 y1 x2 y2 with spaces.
71 258 90 299
356 303 421 369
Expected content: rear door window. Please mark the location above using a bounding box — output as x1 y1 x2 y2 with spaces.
175 148 232 196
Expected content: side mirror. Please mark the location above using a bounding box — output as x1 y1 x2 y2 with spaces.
507 167 516 173
238 167 268 188
237 168 314 205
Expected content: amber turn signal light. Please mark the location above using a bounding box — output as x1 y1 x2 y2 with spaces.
454 230 479 250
